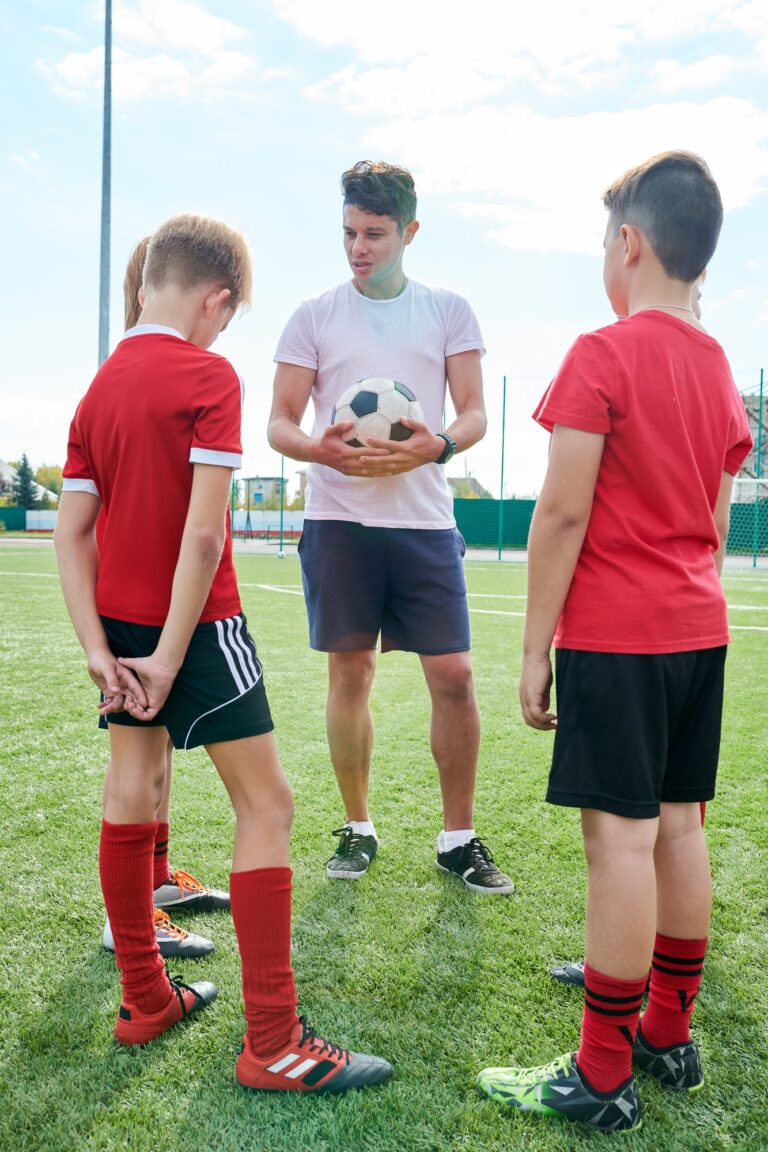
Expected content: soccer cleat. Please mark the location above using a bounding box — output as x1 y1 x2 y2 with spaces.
114 976 218 1046
153 868 230 912
236 1015 393 1094
103 908 215 959
633 1025 703 1092
550 959 586 987
476 1051 641 1133
326 826 378 880
436 837 514 894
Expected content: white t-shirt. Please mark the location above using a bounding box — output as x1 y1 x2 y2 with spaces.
274 279 485 529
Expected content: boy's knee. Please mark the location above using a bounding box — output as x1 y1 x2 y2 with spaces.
329 651 376 696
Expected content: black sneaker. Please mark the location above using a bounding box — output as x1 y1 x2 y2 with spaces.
550 959 586 987
633 1025 704 1092
326 826 378 880
436 837 514 894
476 1051 641 1133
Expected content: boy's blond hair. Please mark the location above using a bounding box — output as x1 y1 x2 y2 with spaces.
144 214 252 311
123 235 151 330
603 151 722 282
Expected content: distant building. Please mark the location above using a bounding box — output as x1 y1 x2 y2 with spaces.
0 459 58 504
241 476 287 506
447 475 493 499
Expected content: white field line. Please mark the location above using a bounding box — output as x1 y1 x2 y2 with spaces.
6 573 767 630
0 570 57 578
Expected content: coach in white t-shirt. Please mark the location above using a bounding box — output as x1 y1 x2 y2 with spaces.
269 160 513 894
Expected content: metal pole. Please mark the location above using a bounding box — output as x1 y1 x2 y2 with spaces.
752 368 764 569
98 0 112 365
497 375 507 561
278 456 285 558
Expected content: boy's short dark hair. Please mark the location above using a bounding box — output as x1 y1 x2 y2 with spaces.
603 151 723 282
144 214 252 311
341 161 417 232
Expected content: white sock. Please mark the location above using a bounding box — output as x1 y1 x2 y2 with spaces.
347 820 377 840
438 828 475 853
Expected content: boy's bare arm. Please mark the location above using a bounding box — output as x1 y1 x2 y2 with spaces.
119 463 233 720
268 362 389 475
713 470 734 577
521 425 605 730
54 492 146 710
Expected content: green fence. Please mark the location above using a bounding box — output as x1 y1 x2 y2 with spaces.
453 498 535 549
0 507 26 531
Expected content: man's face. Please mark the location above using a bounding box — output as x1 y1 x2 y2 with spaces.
602 217 629 318
343 204 412 288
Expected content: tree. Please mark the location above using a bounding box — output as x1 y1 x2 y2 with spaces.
12 453 38 509
35 464 62 499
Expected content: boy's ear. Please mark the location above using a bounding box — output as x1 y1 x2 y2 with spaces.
404 219 419 245
620 224 642 268
204 286 232 315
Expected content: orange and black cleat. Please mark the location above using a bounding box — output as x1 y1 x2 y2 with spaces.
114 977 218 1046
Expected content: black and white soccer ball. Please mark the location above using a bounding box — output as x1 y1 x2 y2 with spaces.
331 378 425 447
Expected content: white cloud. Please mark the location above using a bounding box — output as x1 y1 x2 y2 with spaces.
653 54 740 93
364 98 768 254
39 1 267 104
114 0 248 57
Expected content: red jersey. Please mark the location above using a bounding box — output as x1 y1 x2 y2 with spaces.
534 311 752 653
62 325 243 626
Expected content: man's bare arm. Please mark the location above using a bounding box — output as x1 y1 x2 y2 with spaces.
268 362 390 476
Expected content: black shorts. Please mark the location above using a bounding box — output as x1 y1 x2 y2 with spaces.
297 519 471 654
99 614 274 750
547 646 727 818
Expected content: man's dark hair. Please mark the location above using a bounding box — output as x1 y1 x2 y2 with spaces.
603 151 723 282
341 161 417 232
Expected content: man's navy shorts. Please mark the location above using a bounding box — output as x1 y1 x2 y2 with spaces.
297 519 471 654
547 646 727 819
99 613 274 750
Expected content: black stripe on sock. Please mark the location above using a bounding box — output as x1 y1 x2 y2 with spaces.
653 951 705 965
585 1000 644 1017
154 841 169 855
584 986 646 1006
652 962 704 978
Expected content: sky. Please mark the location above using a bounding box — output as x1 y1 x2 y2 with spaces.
1 0 767 497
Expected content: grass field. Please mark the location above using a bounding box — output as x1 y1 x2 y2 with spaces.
1 541 767 1152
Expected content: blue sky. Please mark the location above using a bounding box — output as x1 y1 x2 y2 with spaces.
2 0 767 496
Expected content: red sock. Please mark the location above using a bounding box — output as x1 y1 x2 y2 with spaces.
576 964 647 1093
153 821 172 889
99 820 170 1013
230 867 298 1058
640 933 707 1049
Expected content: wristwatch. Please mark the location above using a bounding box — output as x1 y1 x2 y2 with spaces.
435 432 457 465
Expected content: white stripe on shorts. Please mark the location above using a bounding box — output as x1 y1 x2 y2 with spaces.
184 615 264 749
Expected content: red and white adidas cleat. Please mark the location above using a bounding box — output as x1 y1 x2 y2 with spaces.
114 977 218 1046
236 1016 392 1094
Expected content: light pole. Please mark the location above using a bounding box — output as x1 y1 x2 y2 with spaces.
98 0 112 365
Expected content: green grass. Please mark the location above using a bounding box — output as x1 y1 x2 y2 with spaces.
1 543 766 1152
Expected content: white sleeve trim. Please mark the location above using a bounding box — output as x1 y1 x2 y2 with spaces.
62 478 100 496
189 447 242 468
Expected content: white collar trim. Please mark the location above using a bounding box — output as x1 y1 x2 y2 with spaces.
121 324 185 341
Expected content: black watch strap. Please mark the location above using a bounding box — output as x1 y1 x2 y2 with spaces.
435 432 457 465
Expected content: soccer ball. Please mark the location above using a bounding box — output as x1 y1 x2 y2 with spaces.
331 378 425 447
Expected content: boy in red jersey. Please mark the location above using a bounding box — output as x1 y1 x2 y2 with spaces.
55 214 391 1092
476 153 751 1133
99 236 227 965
